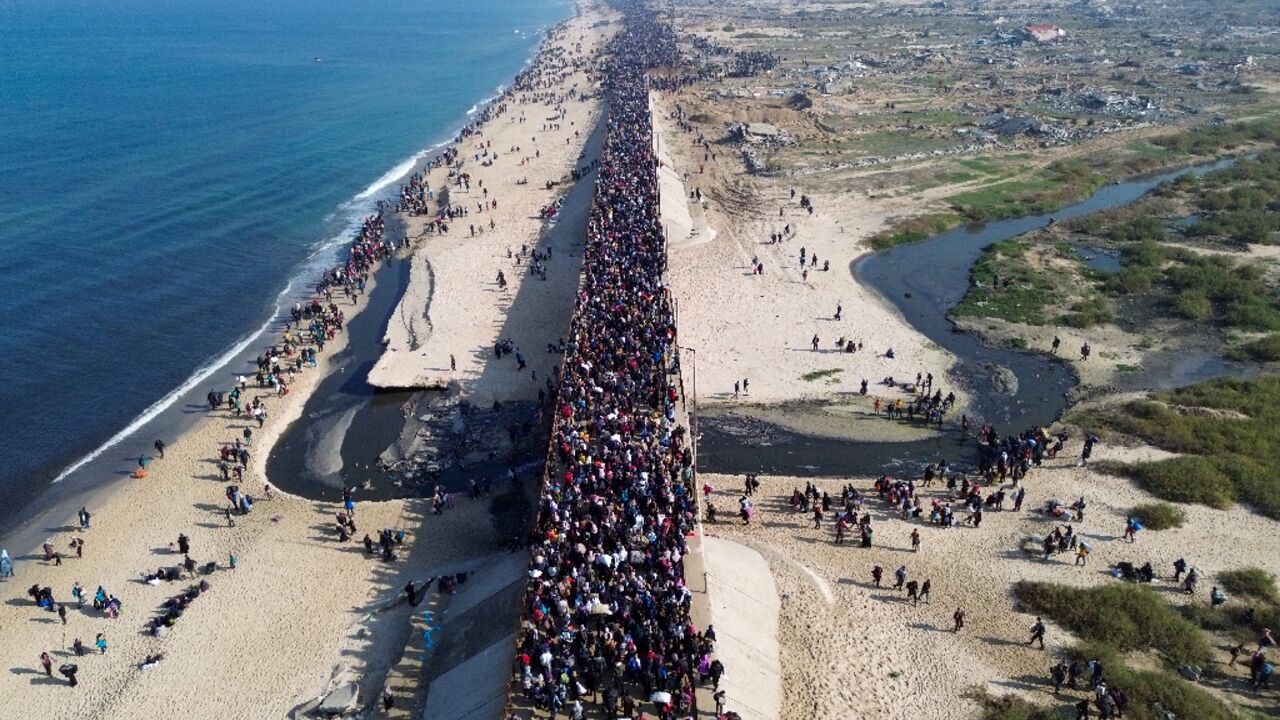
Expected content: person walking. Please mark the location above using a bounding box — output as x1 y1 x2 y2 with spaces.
953 608 966 632
872 565 883 588
58 604 67 625
154 439 166 459
405 581 418 607
910 529 921 552
0 549 12 578
40 651 53 676
95 633 108 654
1075 543 1091 566
1027 617 1047 649
920 578 932 604
78 507 91 530
1123 516 1139 543
894 565 907 590
1051 661 1067 694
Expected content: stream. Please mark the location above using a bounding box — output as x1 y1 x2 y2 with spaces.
698 157 1243 477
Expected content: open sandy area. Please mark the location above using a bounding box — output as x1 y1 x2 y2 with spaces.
698 439 1280 720
653 92 970 426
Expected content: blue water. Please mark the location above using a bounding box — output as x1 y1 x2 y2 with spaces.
0 0 570 521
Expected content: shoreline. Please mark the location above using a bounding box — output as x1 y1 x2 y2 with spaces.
0 12 586 555
0 14 575 553
0 7 619 719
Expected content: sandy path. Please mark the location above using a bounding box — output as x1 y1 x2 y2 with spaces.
700 441 1280 720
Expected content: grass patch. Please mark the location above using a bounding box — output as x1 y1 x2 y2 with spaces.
1014 581 1213 667
947 160 1105 221
1104 376 1280 518
1102 240 1280 331
953 240 1056 325
1066 642 1235 720
952 239 1112 328
1227 333 1280 361
1218 567 1277 602
868 212 964 250
800 368 843 382
1129 502 1187 530
1059 293 1114 328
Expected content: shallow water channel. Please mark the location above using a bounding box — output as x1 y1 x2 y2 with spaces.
698 158 1242 478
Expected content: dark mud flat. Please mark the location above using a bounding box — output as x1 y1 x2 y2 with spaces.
265 237 416 501
699 158 1242 478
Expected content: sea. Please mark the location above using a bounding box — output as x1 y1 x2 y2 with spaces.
0 0 572 538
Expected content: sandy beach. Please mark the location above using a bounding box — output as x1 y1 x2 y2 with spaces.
0 5 615 718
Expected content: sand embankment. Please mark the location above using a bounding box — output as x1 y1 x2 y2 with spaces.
367 27 610 400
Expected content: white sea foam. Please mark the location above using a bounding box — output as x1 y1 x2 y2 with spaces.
50 315 274 484
48 72 526 486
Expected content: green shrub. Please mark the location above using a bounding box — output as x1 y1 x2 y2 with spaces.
1122 457 1237 509
1174 290 1213 320
1060 295 1114 328
1218 567 1278 602
1014 582 1212 667
975 694 1060 720
1227 333 1280 361
868 212 964 250
1130 503 1187 530
1066 642 1234 720
1109 376 1280 518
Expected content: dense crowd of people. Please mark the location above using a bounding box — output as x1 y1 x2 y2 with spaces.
508 7 723 720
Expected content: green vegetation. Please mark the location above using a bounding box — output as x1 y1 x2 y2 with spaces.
1102 376 1280 518
975 695 1060 720
1103 240 1280 331
800 368 843 382
1129 502 1187 530
953 240 1054 325
1066 643 1235 720
1014 581 1212 667
839 129 960 157
1061 294 1114 328
953 239 1112 328
1218 567 1277 602
1151 117 1280 157
1184 150 1280 246
868 212 963 250
1227 333 1280 361
947 160 1105 221
1004 582 1231 720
